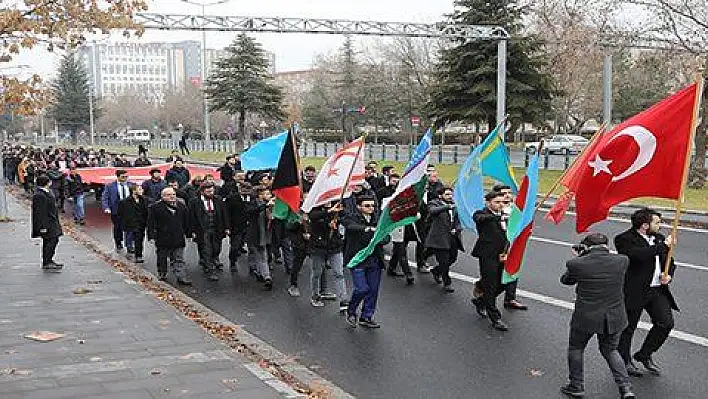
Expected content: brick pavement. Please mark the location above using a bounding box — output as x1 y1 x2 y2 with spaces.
0 195 304 399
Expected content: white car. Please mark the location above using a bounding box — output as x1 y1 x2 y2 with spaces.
525 135 589 155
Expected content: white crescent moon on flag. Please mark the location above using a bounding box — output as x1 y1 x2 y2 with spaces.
606 125 657 182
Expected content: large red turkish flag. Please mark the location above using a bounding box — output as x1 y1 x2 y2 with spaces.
575 83 699 233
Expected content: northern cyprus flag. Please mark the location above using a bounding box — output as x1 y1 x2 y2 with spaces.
347 128 434 268
301 137 366 213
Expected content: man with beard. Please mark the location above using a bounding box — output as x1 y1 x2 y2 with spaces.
188 183 229 281
147 187 192 285
302 165 317 193
615 208 678 377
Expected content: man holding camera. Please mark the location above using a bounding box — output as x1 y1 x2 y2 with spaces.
560 233 634 398
615 208 678 377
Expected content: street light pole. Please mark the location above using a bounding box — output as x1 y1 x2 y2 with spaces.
89 84 95 146
201 3 211 142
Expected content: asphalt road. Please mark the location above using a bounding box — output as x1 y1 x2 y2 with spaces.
72 196 708 399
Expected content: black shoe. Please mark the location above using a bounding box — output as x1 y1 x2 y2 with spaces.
346 314 358 328
491 319 509 331
216 262 224 271
406 276 414 285
41 262 63 270
358 318 381 329
115 245 124 252
619 386 636 399
387 270 405 277
504 300 528 310
471 297 487 318
127 248 135 254
431 269 442 284
135 257 145 264
207 274 219 281
626 361 645 377
633 353 660 375
264 279 273 290
560 384 585 397
177 277 192 285
443 285 455 293
79 219 85 225
158 273 168 281
51 262 64 268
339 301 349 313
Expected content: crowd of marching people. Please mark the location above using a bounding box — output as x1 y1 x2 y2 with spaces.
6 139 681 398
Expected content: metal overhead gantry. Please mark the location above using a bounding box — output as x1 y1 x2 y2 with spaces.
133 12 511 126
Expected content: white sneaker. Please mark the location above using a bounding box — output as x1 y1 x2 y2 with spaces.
310 298 325 307
288 285 301 297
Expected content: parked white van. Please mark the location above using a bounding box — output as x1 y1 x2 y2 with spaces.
122 129 151 142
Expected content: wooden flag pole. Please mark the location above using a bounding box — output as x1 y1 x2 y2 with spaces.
328 133 368 235
663 65 705 277
533 124 607 215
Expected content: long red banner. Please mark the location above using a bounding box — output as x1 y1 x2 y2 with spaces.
73 163 218 185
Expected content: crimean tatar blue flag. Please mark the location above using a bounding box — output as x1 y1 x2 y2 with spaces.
241 131 289 171
454 124 518 233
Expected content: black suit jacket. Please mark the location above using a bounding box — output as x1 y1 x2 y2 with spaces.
118 196 149 231
342 209 389 267
614 229 679 311
425 199 463 251
471 207 508 259
147 201 190 249
31 188 62 238
561 247 629 334
188 195 228 237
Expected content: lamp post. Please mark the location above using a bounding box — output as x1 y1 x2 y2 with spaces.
181 0 231 143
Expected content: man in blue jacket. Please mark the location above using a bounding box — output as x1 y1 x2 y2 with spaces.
101 169 135 252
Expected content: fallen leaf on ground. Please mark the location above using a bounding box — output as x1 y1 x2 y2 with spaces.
76 339 85 344
221 378 239 390
86 280 104 284
150 369 162 375
529 368 545 377
24 331 65 342
72 287 93 295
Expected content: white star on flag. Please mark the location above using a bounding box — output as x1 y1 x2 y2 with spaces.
588 154 613 177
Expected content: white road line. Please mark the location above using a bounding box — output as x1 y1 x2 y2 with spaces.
554 209 708 233
446 271 708 348
529 236 708 272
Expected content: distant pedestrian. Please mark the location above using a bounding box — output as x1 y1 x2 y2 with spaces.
31 175 63 270
66 165 86 225
560 233 635 399
342 195 389 329
179 133 190 156
138 144 148 157
146 187 192 285
133 153 152 167
118 185 149 264
101 169 135 253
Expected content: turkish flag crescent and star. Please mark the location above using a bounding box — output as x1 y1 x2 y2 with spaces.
574 83 698 233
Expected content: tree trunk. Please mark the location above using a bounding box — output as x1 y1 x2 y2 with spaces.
236 110 246 152
687 82 708 188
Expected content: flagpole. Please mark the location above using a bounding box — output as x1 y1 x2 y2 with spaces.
534 124 607 214
663 67 705 276
451 116 509 189
329 133 368 234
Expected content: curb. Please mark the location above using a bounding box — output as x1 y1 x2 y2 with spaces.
8 189 355 399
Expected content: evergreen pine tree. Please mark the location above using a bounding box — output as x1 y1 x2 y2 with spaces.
50 52 98 140
426 0 554 140
205 34 285 150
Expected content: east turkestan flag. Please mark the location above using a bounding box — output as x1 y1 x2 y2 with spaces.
271 130 302 223
301 137 366 213
346 128 434 269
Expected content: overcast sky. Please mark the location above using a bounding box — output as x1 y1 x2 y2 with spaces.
10 0 455 79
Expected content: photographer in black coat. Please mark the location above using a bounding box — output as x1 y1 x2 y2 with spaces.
560 233 634 399
31 175 63 270
614 208 678 377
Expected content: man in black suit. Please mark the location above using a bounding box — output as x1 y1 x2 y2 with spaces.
471 190 510 331
147 187 192 285
31 175 63 270
188 183 229 281
425 186 463 292
560 233 635 399
615 208 678 377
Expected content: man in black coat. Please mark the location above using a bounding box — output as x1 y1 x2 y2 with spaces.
425 186 463 292
146 187 191 284
223 181 250 271
471 190 510 331
342 195 390 329
560 233 635 399
31 175 63 270
118 186 149 263
188 183 229 281
614 208 678 377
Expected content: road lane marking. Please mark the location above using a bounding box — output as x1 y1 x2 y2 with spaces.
446 271 708 348
529 236 708 272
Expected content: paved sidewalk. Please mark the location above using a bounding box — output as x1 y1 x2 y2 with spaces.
0 197 303 398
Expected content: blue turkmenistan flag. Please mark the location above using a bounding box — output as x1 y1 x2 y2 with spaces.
454 124 518 233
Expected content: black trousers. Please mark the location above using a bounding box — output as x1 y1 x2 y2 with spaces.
618 287 674 363
432 248 458 286
389 242 412 276
504 280 518 302
478 256 507 322
228 230 247 265
131 229 145 258
42 235 59 265
289 247 309 286
198 230 223 274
